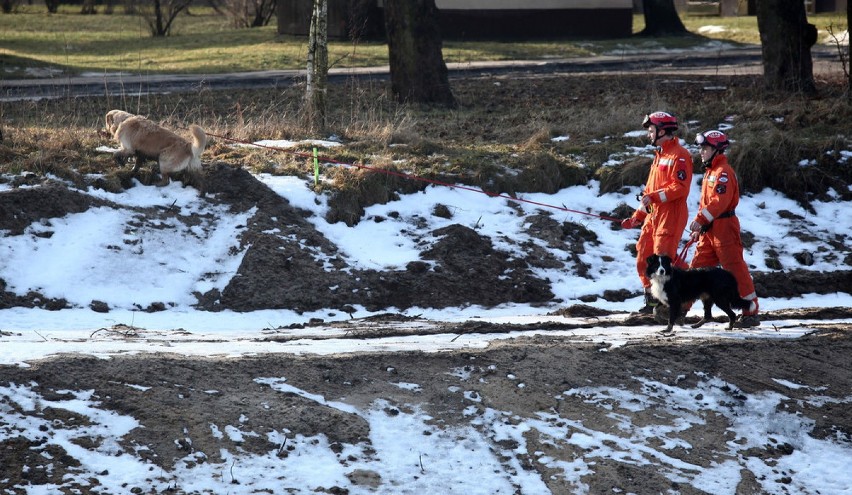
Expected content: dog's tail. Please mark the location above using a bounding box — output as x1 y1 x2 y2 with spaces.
188 125 207 170
731 297 756 313
186 125 208 194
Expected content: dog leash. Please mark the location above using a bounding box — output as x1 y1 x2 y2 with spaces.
674 237 696 268
202 131 624 223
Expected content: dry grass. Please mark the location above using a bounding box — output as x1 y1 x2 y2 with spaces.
732 123 851 211
1 72 850 221
597 156 656 195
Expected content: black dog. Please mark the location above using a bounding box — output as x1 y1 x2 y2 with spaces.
646 254 755 333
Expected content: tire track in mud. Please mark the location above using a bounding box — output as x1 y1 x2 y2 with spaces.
254 306 852 343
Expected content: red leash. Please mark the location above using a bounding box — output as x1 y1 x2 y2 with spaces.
674 237 696 269
205 132 623 223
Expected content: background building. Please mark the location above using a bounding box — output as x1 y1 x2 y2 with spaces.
278 0 635 40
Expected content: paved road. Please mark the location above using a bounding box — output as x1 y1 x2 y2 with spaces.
0 45 844 101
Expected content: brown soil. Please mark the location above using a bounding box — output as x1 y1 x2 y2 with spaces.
1 164 848 314
1 69 851 494
1 154 850 494
1 327 850 493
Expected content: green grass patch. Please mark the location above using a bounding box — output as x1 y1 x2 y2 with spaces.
636 12 847 45
2 7 846 78
0 6 386 77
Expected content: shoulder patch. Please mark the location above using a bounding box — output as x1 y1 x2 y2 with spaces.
718 172 729 183
677 170 686 181
715 184 727 195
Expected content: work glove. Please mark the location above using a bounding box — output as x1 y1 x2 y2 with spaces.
621 217 641 229
689 220 702 232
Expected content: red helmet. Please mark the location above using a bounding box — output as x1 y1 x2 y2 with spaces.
695 130 729 151
642 111 678 132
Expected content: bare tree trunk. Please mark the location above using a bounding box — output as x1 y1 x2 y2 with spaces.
140 0 192 36
383 0 455 106
848 5 851 99
155 0 165 34
756 0 816 93
305 0 328 130
80 0 96 15
640 0 689 37
251 0 276 27
223 0 276 28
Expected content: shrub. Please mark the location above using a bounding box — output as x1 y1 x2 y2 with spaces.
597 156 652 195
507 151 588 195
730 125 851 211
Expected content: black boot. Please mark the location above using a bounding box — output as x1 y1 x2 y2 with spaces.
734 314 760 328
638 291 659 314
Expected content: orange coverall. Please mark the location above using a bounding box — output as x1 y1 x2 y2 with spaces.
629 138 693 288
689 153 759 306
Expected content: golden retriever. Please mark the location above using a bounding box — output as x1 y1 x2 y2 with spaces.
104 109 136 136
113 115 207 188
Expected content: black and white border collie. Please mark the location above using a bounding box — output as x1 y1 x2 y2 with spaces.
646 254 756 333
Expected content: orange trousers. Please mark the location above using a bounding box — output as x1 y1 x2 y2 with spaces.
689 217 758 301
635 220 682 288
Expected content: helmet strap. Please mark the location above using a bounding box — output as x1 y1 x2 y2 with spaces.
654 129 674 146
702 149 718 168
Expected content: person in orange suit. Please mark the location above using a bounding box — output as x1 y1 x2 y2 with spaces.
621 111 693 313
688 130 760 327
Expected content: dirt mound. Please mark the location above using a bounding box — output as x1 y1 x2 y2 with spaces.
198 164 553 313
753 269 852 298
0 179 108 235
1 168 850 313
199 167 849 313
0 182 115 310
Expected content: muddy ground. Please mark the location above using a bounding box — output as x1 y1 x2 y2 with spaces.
1 158 851 493
2 165 849 314
2 61 852 492
0 325 851 494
